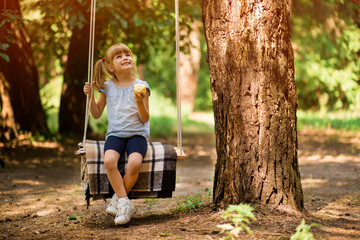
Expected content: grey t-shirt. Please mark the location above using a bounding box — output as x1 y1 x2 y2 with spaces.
100 79 150 140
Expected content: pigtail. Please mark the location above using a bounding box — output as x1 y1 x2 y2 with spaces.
93 59 106 90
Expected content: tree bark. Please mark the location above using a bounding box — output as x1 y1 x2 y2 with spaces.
59 7 90 134
203 0 304 211
0 73 18 141
0 0 48 141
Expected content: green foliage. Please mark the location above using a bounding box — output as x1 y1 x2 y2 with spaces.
0 9 25 62
16 130 61 143
290 219 319 240
39 76 63 133
0 46 9 62
174 193 203 212
149 90 213 137
89 111 109 135
23 0 196 85
292 0 360 111
150 115 176 138
148 89 177 137
23 0 208 110
26 0 360 137
217 204 256 239
349 194 358 202
144 198 158 208
143 18 212 112
22 0 74 85
297 110 360 131
159 232 171 237
95 0 178 64
143 43 176 101
89 90 109 135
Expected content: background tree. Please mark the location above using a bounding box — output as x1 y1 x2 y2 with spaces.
203 0 304 210
58 0 91 134
179 5 202 112
0 0 48 141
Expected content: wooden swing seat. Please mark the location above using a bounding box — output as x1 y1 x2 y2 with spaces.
78 140 177 208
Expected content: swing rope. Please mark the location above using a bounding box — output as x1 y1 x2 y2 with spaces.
174 0 186 159
80 0 186 160
80 0 96 152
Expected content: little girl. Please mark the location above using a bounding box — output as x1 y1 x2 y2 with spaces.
83 43 150 225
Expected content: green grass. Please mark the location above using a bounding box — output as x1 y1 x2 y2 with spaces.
297 110 360 132
173 193 204 212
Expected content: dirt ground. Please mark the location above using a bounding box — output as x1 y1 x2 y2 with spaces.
0 129 360 239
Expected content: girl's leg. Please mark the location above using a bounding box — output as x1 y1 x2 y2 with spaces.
104 149 127 198
123 135 147 193
103 137 136 225
123 152 143 193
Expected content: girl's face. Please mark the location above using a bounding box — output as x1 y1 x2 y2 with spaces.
109 52 134 74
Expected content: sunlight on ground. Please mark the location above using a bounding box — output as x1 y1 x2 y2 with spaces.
301 155 360 163
301 178 328 188
1 129 360 239
1 184 84 218
11 179 44 186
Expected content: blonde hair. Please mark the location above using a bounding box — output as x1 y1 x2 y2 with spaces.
93 43 136 90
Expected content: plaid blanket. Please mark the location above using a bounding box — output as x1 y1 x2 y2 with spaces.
80 140 177 206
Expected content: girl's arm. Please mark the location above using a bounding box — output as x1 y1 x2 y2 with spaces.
84 82 106 119
134 90 150 123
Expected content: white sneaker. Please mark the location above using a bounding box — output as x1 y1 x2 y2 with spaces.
114 198 136 225
105 194 118 216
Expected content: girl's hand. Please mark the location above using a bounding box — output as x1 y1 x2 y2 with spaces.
83 82 95 96
134 91 146 103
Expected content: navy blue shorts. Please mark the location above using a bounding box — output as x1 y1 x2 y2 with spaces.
104 135 148 158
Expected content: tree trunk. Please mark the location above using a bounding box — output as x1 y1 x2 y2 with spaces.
203 0 304 211
137 64 146 80
0 0 48 141
0 73 18 141
180 21 201 112
59 15 89 134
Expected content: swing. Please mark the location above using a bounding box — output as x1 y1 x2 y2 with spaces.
77 0 186 207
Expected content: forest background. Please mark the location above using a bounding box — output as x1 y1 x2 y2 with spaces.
0 0 360 140
1 0 360 239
